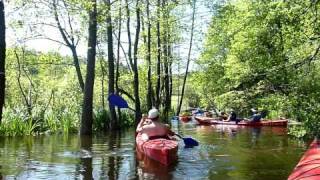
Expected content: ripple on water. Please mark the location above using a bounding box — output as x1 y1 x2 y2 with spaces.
0 128 308 180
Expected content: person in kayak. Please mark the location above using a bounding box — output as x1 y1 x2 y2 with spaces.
219 111 228 121
245 108 262 122
136 108 175 141
226 109 240 123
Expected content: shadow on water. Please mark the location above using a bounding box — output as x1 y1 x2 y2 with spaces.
79 135 93 180
107 131 122 180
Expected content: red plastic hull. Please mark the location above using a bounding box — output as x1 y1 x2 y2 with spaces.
136 134 178 165
194 116 288 127
288 140 320 180
179 116 192 123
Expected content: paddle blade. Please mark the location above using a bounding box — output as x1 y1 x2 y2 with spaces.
183 137 199 147
108 94 129 108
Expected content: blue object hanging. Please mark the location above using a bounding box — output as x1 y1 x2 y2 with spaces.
108 94 129 108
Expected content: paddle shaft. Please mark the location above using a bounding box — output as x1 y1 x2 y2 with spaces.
175 133 183 139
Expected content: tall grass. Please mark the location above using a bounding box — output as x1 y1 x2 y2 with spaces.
0 107 79 136
1 106 136 136
93 108 135 131
0 117 38 136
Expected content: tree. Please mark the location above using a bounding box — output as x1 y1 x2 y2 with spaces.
0 0 5 123
115 0 122 122
133 0 141 123
176 0 196 116
52 0 85 92
105 0 118 129
155 0 161 109
162 0 170 118
80 0 97 135
145 0 153 110
124 0 142 123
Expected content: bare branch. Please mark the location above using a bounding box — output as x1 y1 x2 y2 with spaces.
113 31 132 73
117 87 135 102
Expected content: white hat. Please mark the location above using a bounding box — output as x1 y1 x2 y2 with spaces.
251 108 257 113
148 108 159 119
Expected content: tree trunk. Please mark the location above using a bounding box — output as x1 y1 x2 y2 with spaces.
80 0 97 135
100 59 105 109
15 49 32 116
168 43 172 111
116 0 122 121
0 1 5 123
133 0 141 124
125 0 134 69
106 0 118 130
155 0 161 109
71 47 85 92
53 0 84 92
176 0 196 116
162 0 170 119
146 0 153 110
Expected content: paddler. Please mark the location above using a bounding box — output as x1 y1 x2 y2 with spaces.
136 108 175 141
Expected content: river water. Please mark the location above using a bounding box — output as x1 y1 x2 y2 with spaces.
0 120 308 180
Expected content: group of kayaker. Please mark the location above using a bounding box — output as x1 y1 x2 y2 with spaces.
218 108 262 123
136 107 264 141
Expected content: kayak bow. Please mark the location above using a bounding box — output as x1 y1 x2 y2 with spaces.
288 139 320 180
136 134 178 165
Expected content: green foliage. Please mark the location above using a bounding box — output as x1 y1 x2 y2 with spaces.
2 48 83 136
195 0 320 136
93 108 109 131
180 111 191 116
288 125 307 139
118 110 135 127
0 110 38 136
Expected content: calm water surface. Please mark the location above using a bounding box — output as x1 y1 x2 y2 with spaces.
0 120 308 180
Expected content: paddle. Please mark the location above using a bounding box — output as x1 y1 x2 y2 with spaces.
175 133 199 148
108 94 135 111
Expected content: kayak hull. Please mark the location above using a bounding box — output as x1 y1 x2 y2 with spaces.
288 139 320 180
136 134 178 165
194 116 288 127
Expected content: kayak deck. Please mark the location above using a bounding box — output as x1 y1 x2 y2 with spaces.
136 134 178 165
194 116 288 127
288 139 320 180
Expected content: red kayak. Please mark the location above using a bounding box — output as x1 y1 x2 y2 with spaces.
288 139 320 180
179 116 192 123
136 133 178 165
194 116 288 127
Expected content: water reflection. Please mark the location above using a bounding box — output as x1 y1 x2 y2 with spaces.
107 131 121 180
251 127 261 145
136 148 175 179
0 126 308 180
79 136 93 180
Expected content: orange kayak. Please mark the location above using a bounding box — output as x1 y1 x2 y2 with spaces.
136 133 178 165
194 116 288 127
288 139 320 180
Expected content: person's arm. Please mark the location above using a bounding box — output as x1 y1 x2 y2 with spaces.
136 115 147 132
164 124 175 136
225 115 231 121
